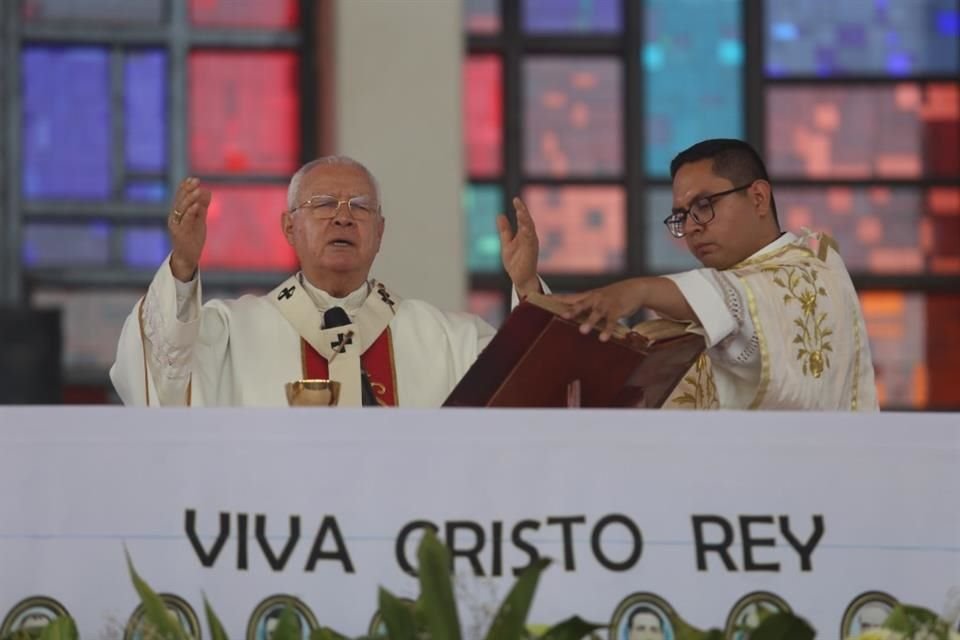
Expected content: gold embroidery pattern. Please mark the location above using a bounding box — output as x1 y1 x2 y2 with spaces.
671 354 719 409
762 263 833 378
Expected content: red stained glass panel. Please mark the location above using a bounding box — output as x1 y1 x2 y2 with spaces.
189 51 300 175
464 56 503 177
189 0 299 28
199 184 297 271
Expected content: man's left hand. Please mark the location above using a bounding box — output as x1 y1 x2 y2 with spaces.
497 197 540 298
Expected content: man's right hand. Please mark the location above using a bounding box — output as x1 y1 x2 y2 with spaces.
168 177 212 282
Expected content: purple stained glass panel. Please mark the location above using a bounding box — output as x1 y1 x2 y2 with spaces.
125 50 167 173
22 46 111 200
523 0 620 33
124 227 170 268
22 223 110 267
765 0 959 76
125 181 167 202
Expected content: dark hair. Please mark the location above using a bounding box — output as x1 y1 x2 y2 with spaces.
628 606 665 632
670 138 778 226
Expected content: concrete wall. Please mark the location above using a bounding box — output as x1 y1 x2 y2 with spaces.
333 0 465 310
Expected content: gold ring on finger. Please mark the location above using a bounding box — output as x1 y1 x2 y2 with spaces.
171 209 184 224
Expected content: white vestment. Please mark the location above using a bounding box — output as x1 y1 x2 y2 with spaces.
110 258 497 407
662 231 878 410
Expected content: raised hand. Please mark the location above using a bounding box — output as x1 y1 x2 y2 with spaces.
167 177 212 282
497 197 540 298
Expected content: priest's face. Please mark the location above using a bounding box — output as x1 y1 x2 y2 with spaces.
672 159 774 269
282 163 385 286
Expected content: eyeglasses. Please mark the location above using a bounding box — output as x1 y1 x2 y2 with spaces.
290 194 380 221
662 183 754 238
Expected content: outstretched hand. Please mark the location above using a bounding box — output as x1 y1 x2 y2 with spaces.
497 197 540 298
168 177 212 282
552 279 647 342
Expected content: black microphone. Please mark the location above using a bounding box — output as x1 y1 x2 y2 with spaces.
323 306 378 407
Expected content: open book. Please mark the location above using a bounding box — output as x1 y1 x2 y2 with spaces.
444 292 706 408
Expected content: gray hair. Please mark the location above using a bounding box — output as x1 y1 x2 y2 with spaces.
286 155 381 210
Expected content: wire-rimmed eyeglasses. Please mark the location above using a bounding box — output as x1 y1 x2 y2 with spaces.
290 194 381 220
662 183 753 238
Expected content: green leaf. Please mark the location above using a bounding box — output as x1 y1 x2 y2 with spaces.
126 550 190 640
670 612 722 640
271 605 300 640
37 618 77 640
539 616 605 640
484 558 551 640
309 629 350 640
783 294 793 304
417 529 462 640
378 587 418 640
883 604 943 636
773 278 786 287
202 595 229 640
749 612 814 640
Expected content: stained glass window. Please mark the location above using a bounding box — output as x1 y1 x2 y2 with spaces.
464 0 500 34
22 223 110 267
767 83 960 179
22 0 165 23
860 292 960 409
521 185 625 274
124 228 171 268
189 51 301 175
464 184 503 274
644 0 743 176
464 56 503 177
468 290 507 328
22 46 111 200
199 184 297 271
765 0 960 76
125 181 168 203
189 0 299 29
777 187 960 275
524 58 622 177
124 50 167 173
523 0 621 33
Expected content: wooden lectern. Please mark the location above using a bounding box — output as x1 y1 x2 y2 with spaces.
444 293 705 408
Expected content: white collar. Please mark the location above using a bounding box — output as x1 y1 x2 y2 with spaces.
297 274 370 317
743 231 798 262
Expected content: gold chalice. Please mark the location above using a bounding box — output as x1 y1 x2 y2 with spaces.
285 379 341 407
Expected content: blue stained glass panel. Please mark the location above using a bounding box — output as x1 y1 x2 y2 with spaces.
765 0 960 76
523 0 620 33
464 184 503 273
125 50 167 172
22 223 110 266
124 228 170 267
125 181 167 202
644 0 743 177
22 46 111 200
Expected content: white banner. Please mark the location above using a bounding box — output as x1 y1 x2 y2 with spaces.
0 408 957 640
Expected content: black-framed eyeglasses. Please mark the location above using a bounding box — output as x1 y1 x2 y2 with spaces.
662 183 754 238
290 194 381 221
